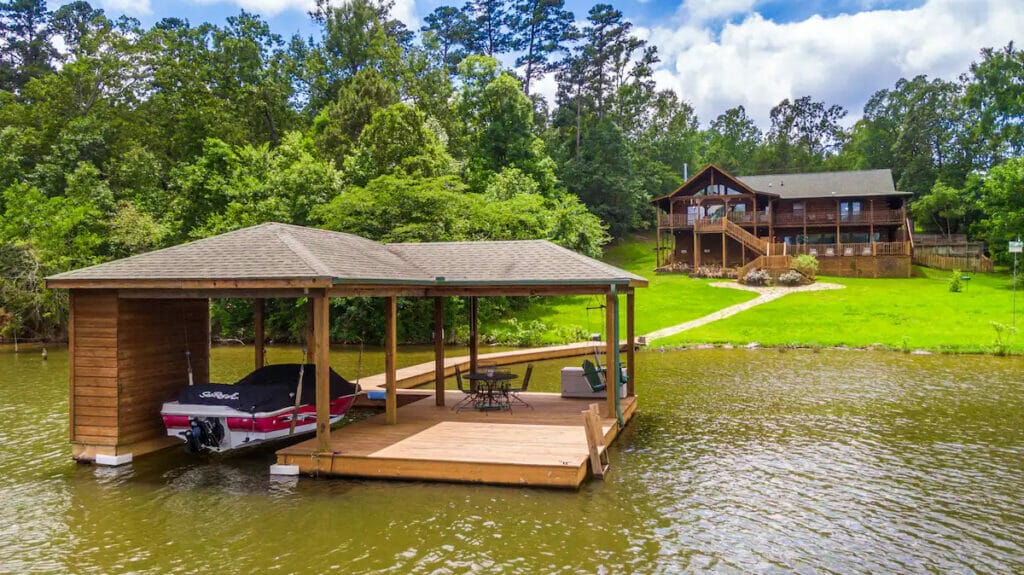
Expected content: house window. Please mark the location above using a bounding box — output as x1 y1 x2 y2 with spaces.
792 202 804 214
840 201 862 221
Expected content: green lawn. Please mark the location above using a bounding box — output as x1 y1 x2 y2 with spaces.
485 235 758 344
660 267 1024 353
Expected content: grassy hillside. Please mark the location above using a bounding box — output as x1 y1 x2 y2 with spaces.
661 267 1023 354
483 235 758 345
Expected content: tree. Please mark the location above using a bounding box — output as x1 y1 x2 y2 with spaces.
0 0 54 92
343 103 454 186
963 42 1024 167
420 6 474 76
580 4 643 118
910 181 975 238
462 0 513 57
509 0 575 95
974 157 1024 263
703 106 762 174
759 96 847 172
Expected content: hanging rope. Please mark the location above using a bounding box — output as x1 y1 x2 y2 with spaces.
181 301 194 386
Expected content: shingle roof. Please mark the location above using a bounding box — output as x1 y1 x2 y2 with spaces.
737 169 908 199
46 222 646 288
390 240 647 285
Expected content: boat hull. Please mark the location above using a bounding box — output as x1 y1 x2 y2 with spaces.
161 394 357 452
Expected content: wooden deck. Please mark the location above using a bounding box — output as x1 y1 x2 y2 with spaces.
277 391 638 489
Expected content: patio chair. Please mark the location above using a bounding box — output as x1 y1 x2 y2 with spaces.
507 364 534 409
809 248 818 257
451 366 477 412
843 247 854 256
825 247 835 256
581 360 607 393
861 246 872 256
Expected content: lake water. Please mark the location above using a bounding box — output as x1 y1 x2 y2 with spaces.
1 345 1022 573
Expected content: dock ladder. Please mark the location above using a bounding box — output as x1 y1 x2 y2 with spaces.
582 403 609 478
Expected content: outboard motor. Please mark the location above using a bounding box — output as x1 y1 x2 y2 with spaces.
184 417 225 452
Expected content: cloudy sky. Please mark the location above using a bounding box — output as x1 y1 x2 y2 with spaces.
76 0 1021 127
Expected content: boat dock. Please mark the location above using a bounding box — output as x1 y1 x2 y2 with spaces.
278 391 638 488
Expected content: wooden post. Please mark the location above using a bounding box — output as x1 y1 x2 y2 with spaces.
469 297 479 375
433 297 445 407
655 227 661 268
626 290 635 397
836 199 842 252
313 293 331 452
385 295 398 425
305 299 316 363
753 195 758 229
253 298 265 370
694 231 701 270
605 290 617 417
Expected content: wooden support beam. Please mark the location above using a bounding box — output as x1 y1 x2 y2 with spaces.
469 297 479 375
253 298 265 370
313 293 331 452
385 295 398 425
305 299 316 363
605 290 617 417
626 290 635 397
433 297 445 407
694 231 701 270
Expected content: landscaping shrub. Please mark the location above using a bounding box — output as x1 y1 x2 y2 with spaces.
793 254 819 279
949 269 962 292
743 269 771 286
692 266 726 279
777 270 804 286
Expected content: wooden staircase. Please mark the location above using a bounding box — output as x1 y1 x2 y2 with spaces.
722 219 768 255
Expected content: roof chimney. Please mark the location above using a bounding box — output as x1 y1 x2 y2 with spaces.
683 163 688 181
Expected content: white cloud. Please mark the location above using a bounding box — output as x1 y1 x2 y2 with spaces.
679 0 756 23
100 0 151 15
647 0 1024 127
187 0 315 17
185 0 417 25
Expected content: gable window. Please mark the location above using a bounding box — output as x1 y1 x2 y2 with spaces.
840 201 862 221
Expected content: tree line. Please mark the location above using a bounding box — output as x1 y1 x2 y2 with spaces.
0 0 1021 344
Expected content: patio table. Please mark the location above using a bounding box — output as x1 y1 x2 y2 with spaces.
466 372 518 411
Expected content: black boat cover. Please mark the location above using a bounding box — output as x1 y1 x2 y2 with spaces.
177 364 359 413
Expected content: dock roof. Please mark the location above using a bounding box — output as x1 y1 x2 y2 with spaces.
46 222 647 290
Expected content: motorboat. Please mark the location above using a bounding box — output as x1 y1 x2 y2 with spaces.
161 363 359 453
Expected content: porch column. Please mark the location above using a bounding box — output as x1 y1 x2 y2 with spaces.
385 295 398 425
870 199 875 251
433 297 445 407
253 298 265 370
605 289 618 417
469 297 479 374
836 199 842 252
626 289 635 397
313 292 331 452
694 231 701 269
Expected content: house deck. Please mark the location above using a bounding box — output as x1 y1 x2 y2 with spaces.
276 391 638 489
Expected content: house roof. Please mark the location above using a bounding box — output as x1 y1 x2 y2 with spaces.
651 165 910 207
736 169 909 199
46 222 647 289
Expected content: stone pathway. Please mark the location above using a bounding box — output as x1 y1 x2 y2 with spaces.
643 281 844 342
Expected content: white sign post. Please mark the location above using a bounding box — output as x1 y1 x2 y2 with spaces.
1011 239 1022 327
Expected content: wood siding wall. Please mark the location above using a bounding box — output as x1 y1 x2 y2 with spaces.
69 291 210 459
69 291 119 447
116 299 209 449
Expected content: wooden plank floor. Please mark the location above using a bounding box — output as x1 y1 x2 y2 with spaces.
277 391 638 488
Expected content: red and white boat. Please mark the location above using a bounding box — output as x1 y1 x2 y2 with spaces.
161 364 359 453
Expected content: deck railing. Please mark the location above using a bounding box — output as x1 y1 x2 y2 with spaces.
773 209 904 227
658 211 769 228
661 208 905 229
770 241 911 257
